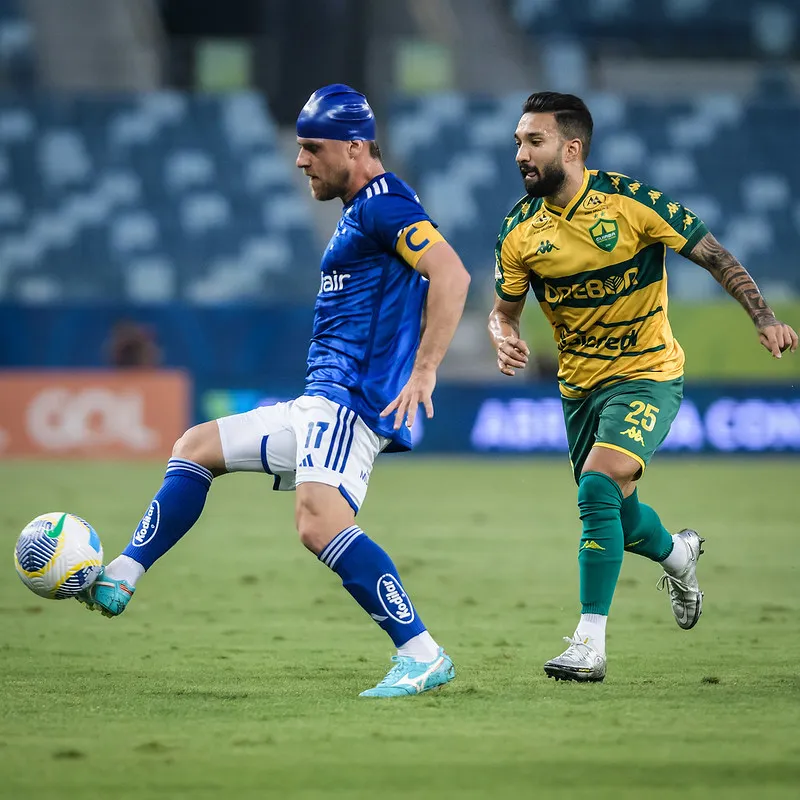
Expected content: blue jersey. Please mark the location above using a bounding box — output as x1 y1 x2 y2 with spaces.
304 172 445 451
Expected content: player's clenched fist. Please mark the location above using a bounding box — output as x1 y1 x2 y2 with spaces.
757 320 798 359
496 335 530 376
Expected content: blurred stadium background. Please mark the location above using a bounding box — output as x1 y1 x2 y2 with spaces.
1 3 799 798
0 0 798 459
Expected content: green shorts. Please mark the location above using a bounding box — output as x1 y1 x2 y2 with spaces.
561 377 684 484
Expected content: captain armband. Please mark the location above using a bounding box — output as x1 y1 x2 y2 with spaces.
395 220 445 268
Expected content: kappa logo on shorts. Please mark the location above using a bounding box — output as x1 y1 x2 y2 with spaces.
377 573 415 624
132 500 160 547
619 426 646 447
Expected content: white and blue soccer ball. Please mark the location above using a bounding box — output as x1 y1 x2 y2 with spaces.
14 512 103 599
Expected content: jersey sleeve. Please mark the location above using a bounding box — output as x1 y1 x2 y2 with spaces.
495 227 529 301
362 193 446 269
629 185 709 255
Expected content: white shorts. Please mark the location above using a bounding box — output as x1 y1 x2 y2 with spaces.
216 395 389 513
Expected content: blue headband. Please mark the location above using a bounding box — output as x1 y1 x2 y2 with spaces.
296 83 376 141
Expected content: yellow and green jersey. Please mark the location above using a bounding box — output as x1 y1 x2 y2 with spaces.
495 168 708 398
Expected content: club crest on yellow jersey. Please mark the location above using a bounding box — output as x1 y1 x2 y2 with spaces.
589 218 619 252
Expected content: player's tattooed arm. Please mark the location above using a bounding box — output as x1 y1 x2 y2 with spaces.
687 232 798 358
489 296 530 377
687 233 773 325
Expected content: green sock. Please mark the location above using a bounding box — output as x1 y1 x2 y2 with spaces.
621 489 674 562
577 471 624 616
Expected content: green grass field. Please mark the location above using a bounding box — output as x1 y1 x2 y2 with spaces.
1 458 799 799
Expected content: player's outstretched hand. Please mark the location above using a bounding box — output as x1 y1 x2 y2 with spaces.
381 368 436 431
758 320 798 359
497 335 530 376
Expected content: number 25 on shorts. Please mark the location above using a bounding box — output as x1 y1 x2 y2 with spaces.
624 400 660 432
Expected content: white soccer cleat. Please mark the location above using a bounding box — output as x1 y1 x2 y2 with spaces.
543 634 607 682
657 529 705 630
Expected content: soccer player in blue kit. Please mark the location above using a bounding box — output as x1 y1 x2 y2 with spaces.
78 85 471 697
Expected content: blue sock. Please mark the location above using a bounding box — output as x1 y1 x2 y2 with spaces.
122 458 213 570
319 526 427 647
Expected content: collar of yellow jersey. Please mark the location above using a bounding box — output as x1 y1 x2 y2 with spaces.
542 168 591 219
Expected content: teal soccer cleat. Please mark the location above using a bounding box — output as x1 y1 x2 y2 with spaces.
76 567 135 618
359 648 455 697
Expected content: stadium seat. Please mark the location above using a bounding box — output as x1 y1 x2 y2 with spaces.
509 0 799 59
0 0 34 88
1 87 797 305
0 92 319 302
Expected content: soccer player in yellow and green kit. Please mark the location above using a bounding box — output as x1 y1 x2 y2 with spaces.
488 92 798 682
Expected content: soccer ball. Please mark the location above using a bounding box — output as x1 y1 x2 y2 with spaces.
14 512 103 599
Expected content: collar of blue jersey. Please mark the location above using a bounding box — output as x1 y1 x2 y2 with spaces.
345 172 392 208
543 168 591 219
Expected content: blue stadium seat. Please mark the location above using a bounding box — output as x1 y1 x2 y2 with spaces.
0 0 34 88
509 0 799 59
0 92 319 303
3 88 797 304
